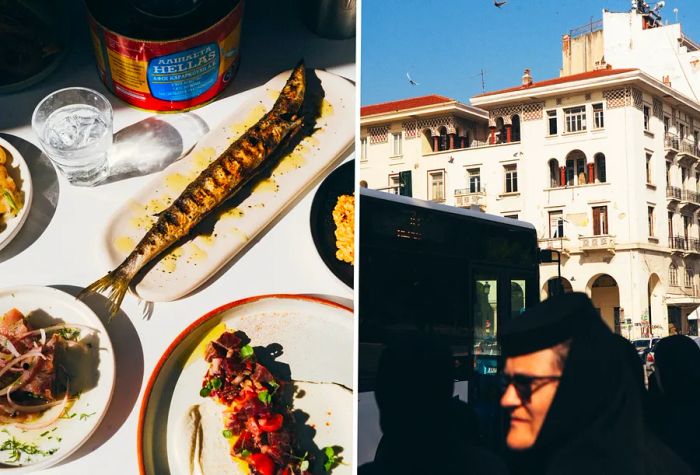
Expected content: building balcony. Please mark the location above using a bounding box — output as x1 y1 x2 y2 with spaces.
579 234 615 253
669 235 687 251
680 189 700 211
667 186 682 204
688 238 700 254
665 133 679 156
538 237 570 256
678 139 700 162
454 189 486 209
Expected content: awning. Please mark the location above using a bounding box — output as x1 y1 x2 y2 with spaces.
665 295 700 306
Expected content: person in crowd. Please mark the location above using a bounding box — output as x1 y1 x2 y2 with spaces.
499 292 692 475
646 335 700 474
358 332 507 475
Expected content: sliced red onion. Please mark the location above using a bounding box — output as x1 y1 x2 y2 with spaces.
0 351 45 396
13 390 69 430
0 337 20 358
19 324 96 339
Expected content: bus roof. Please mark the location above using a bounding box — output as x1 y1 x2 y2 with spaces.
360 188 537 232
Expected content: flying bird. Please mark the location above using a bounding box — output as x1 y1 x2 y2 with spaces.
494 0 507 7
406 73 419 86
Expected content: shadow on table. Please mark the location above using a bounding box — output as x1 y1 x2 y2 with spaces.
51 284 144 465
102 113 209 184
0 133 59 264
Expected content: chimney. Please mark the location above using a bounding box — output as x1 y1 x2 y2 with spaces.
663 75 672 87
522 69 533 86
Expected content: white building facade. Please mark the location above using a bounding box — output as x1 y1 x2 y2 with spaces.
360 6 700 338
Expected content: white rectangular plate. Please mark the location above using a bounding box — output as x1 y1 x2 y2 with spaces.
100 70 355 302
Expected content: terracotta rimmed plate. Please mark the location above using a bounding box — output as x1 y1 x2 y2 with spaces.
0 137 33 253
0 286 115 472
101 69 355 302
138 294 353 475
309 160 354 288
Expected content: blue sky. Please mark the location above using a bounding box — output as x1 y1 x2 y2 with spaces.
361 0 700 105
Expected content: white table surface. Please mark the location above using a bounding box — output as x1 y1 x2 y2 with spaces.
0 1 356 473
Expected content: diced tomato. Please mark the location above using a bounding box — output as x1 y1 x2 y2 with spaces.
249 453 276 475
258 413 283 432
279 468 290 475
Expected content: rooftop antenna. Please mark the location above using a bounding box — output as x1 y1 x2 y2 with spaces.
673 7 678 23
471 69 486 93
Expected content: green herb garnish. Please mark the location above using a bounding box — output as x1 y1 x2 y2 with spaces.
240 344 254 359
56 328 81 341
222 429 233 438
79 412 95 421
323 446 339 473
240 449 251 458
0 433 57 464
258 390 271 405
211 377 222 389
199 387 211 397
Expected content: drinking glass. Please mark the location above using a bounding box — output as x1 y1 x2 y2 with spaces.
32 87 113 186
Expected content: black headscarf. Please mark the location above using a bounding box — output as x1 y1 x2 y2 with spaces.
501 293 693 475
646 335 700 473
366 332 507 475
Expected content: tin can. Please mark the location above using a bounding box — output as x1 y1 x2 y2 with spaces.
85 0 243 111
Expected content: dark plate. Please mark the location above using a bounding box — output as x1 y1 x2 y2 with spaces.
310 160 354 288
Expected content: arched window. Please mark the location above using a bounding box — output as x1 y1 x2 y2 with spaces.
511 114 521 142
495 117 505 144
595 153 606 183
565 150 587 186
422 129 434 153
438 126 448 151
549 159 560 187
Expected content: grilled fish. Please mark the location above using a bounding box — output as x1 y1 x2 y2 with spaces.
79 62 307 317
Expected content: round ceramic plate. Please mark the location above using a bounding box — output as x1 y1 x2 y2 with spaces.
0 286 115 472
0 137 33 253
139 295 354 475
310 160 354 288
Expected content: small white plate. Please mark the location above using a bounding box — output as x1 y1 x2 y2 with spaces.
101 69 355 302
139 294 353 475
0 138 33 253
0 286 115 472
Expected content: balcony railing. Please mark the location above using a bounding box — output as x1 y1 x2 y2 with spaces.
665 133 679 151
682 189 700 205
669 235 688 250
667 186 682 200
689 238 700 253
454 189 486 208
579 235 615 252
679 138 700 158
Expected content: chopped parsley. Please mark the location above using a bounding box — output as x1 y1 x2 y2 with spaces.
240 449 251 458
239 344 254 359
56 328 81 341
0 431 57 464
222 429 233 438
79 412 95 421
60 412 76 420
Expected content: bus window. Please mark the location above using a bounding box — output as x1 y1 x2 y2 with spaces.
511 279 527 318
474 278 498 359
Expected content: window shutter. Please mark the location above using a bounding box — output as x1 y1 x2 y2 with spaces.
399 170 412 197
593 207 601 235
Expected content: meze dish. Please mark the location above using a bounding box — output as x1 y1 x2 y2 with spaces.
80 62 308 317
0 286 114 471
139 295 353 475
0 137 32 253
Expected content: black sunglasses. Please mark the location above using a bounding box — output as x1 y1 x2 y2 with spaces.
499 373 562 402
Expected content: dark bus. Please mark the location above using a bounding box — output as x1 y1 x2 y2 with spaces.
358 188 540 464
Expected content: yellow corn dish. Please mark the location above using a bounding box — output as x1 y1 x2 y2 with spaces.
332 193 354 265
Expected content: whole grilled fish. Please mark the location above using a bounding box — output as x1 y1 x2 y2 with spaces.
79 62 307 317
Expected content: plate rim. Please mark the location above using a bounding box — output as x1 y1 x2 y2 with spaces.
0 137 34 253
136 293 352 475
309 159 355 288
0 285 116 472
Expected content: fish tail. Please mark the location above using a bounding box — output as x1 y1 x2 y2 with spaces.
77 269 132 319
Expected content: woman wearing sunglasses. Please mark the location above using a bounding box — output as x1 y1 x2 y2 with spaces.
498 292 692 475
